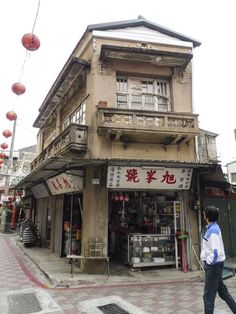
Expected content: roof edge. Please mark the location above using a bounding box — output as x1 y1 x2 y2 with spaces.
87 17 201 48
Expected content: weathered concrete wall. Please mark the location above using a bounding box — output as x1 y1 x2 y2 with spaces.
81 165 108 273
51 195 64 257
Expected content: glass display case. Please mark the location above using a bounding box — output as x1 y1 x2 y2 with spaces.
127 233 176 267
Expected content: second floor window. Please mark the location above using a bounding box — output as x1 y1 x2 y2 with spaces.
117 77 170 112
62 102 86 131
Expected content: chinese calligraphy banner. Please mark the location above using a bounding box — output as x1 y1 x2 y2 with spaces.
46 173 84 195
107 166 193 190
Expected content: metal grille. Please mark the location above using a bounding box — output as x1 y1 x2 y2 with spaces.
98 303 130 314
8 292 41 314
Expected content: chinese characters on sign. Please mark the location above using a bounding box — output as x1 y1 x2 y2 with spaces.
107 166 192 190
47 173 84 195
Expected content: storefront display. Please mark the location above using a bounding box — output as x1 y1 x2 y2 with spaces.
62 193 82 256
126 233 175 267
63 222 81 255
109 191 182 268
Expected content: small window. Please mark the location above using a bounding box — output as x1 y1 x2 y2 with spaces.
157 96 169 112
131 95 142 110
75 102 86 125
144 95 155 111
62 102 86 130
157 81 168 97
142 81 154 94
117 94 128 109
117 77 128 92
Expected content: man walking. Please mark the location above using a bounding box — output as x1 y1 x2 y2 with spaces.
201 206 236 313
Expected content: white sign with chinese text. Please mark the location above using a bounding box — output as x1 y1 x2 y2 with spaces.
47 173 84 195
107 166 193 190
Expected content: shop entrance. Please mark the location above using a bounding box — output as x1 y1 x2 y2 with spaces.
108 190 181 269
62 193 83 257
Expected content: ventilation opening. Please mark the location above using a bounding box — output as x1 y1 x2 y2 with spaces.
98 303 131 314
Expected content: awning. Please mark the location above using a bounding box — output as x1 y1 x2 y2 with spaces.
14 156 215 190
14 156 90 190
199 164 229 188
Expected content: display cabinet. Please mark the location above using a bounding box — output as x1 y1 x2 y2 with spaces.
127 233 176 267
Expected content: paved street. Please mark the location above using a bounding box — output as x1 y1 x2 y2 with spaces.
0 233 236 313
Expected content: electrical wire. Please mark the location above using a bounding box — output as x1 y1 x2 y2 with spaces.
32 0 41 34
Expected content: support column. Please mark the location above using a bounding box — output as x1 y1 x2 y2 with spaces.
81 165 108 273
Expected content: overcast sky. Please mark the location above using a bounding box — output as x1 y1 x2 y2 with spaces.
0 0 235 166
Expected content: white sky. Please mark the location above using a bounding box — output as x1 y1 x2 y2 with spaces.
0 0 236 166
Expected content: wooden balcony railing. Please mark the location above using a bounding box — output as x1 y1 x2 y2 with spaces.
31 123 88 170
97 107 199 144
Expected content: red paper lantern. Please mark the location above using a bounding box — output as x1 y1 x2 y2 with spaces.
22 33 40 51
0 143 8 150
2 129 12 138
119 193 124 201
114 194 119 201
0 153 6 158
6 111 17 121
12 82 26 95
124 193 129 202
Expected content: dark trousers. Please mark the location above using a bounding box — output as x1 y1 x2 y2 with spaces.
203 262 236 313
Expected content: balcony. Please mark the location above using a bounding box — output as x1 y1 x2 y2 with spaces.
97 107 199 145
31 123 88 170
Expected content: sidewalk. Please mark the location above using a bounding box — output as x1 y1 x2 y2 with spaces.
14 234 204 288
2 233 236 313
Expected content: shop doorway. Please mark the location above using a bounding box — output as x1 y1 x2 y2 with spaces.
62 193 83 256
108 190 181 269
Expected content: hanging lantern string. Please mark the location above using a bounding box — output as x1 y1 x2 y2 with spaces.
18 50 30 82
1 0 42 189
2 1 41 146
31 0 41 34
18 0 41 82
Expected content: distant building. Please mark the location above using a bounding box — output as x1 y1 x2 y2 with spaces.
197 129 219 163
227 160 236 185
0 145 36 193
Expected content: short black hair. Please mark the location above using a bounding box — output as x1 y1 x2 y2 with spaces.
204 206 219 222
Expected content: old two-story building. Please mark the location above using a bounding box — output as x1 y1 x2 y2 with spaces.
15 16 225 273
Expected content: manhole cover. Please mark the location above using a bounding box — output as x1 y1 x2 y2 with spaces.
8 292 41 314
98 303 130 314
